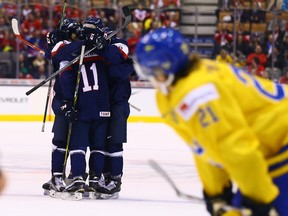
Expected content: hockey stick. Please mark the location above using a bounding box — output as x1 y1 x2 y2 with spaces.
63 45 86 180
148 160 204 202
41 80 52 132
41 0 67 132
148 160 259 216
129 102 141 112
11 18 45 54
26 5 132 96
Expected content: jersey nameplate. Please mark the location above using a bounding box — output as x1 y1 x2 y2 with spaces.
176 83 219 120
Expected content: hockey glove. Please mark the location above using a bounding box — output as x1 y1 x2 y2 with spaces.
60 100 79 122
204 185 237 216
241 196 278 216
85 33 108 50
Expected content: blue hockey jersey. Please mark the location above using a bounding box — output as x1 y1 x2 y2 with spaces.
51 40 110 121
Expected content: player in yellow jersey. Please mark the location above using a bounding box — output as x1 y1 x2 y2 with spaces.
134 28 288 216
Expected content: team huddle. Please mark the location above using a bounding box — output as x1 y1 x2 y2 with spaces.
41 16 133 200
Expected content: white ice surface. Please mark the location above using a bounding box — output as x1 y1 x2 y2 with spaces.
0 122 209 216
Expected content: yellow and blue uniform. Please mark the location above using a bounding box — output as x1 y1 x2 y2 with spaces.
156 59 288 214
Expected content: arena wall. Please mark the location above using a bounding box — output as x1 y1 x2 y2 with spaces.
0 79 162 122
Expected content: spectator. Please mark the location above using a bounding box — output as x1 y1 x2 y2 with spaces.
21 12 43 37
267 12 287 33
247 32 264 55
133 3 148 22
22 4 32 19
264 33 275 57
2 2 17 19
261 67 271 79
32 53 46 78
211 23 233 59
33 64 47 79
249 0 266 23
1 30 15 52
265 45 286 71
233 1 250 23
161 10 179 29
143 10 161 34
236 33 250 56
279 68 288 84
247 56 265 76
163 0 181 7
247 44 267 67
216 47 233 64
18 53 32 79
233 53 247 68
236 22 251 37
127 28 141 55
270 67 281 82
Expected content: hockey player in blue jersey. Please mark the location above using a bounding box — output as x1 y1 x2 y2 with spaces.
42 16 133 199
102 28 134 199
53 29 112 199
81 18 134 199
42 18 82 196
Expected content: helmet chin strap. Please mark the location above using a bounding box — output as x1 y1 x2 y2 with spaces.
149 74 174 95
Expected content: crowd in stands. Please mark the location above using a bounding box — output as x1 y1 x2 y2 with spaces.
212 0 288 84
0 0 180 79
1 0 288 84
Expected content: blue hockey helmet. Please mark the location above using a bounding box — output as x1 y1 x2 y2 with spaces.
134 28 191 94
58 18 81 41
83 17 103 29
135 28 190 78
81 17 104 38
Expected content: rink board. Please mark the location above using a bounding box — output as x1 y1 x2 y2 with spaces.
0 79 162 122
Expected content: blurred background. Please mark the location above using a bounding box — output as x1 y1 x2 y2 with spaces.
0 0 287 83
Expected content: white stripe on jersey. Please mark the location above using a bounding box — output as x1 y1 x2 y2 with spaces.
112 42 129 56
51 40 71 53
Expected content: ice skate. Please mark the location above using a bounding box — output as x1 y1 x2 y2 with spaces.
62 176 85 201
42 180 52 196
42 175 66 198
98 178 122 199
87 174 106 199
